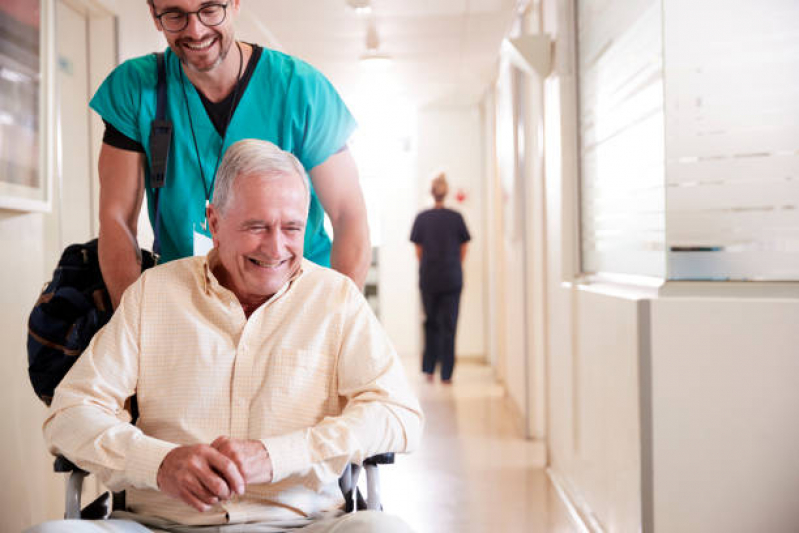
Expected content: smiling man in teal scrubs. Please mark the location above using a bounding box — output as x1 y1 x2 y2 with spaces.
93 0 370 307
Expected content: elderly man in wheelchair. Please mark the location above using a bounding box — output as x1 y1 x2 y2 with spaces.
29 139 423 533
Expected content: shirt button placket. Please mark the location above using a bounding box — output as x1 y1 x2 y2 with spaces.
230 334 251 439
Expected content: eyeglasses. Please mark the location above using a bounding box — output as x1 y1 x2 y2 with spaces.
154 3 229 33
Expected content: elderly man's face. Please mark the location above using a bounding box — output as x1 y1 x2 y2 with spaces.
208 172 307 306
149 0 240 73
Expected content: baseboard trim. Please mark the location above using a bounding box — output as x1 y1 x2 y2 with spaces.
456 353 488 364
547 468 604 533
490 374 531 439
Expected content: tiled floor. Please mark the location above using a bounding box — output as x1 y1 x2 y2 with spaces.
377 359 578 532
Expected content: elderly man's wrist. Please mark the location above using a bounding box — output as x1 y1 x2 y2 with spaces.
260 433 309 484
254 440 274 483
127 436 179 491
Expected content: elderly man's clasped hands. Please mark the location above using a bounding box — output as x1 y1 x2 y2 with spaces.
157 437 273 512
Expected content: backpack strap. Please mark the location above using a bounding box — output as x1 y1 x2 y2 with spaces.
149 52 172 258
155 52 168 125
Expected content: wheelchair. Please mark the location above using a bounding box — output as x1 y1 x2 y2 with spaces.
56 452 395 519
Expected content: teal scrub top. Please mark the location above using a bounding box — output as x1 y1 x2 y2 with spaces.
90 46 357 266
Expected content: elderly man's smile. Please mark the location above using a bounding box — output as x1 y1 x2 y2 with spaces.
247 257 289 270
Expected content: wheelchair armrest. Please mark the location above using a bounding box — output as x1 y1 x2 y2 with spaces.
339 454 395 513
362 454 393 511
54 454 87 474
363 453 394 466
54 455 113 519
54 455 89 519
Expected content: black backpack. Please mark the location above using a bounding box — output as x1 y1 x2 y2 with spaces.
27 52 171 406
27 241 157 405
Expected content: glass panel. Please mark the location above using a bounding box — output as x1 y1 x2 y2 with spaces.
577 0 666 277
663 0 799 280
0 0 44 208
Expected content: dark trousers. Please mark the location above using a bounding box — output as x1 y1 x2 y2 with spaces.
421 289 462 381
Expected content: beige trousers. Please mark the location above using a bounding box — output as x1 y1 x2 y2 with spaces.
25 510 413 533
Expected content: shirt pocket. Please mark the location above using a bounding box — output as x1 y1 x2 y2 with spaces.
264 348 335 419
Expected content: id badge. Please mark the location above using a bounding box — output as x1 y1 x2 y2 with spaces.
193 224 214 256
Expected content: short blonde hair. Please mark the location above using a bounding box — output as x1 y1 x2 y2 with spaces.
431 172 448 202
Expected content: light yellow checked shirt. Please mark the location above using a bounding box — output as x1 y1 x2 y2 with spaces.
44 253 423 525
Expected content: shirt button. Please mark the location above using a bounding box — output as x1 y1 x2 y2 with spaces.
236 397 246 407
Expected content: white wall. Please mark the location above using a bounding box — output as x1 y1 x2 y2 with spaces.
480 92 501 371
538 1 799 532
541 0 646 530
88 15 118 233
55 0 94 244
0 212 65 530
549 285 647 532
490 61 528 429
0 2 121 528
484 15 553 440
415 106 486 360
369 114 420 360
115 1 165 60
650 297 799 532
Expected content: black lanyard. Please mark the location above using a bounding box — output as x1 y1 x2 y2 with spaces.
180 41 244 227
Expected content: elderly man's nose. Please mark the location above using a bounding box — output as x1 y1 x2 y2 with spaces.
260 232 282 256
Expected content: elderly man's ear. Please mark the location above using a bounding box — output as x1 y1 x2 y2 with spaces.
207 204 220 247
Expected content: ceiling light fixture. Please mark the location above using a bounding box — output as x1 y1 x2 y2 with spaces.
359 51 393 68
359 19 393 67
346 0 373 16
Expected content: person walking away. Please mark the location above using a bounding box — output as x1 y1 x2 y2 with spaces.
410 173 470 384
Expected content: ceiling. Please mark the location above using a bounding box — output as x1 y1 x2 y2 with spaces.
238 0 519 108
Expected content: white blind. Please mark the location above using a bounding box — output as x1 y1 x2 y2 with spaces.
664 0 799 280
577 0 666 277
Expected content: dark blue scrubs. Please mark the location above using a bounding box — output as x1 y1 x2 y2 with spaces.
410 208 471 381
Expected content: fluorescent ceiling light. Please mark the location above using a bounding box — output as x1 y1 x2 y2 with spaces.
360 19 392 66
346 0 372 15
359 52 393 68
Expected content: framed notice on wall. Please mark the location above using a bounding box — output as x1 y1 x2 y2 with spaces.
0 0 51 211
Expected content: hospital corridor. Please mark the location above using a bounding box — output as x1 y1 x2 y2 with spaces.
381 359 573 533
2 0 799 532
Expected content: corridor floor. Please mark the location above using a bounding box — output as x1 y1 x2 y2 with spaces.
377 359 578 532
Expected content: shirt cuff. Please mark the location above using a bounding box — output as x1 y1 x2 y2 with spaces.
125 434 180 490
261 431 311 484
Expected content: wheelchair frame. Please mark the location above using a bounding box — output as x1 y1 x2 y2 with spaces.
57 453 394 519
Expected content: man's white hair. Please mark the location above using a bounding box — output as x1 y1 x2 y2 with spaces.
213 139 309 215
